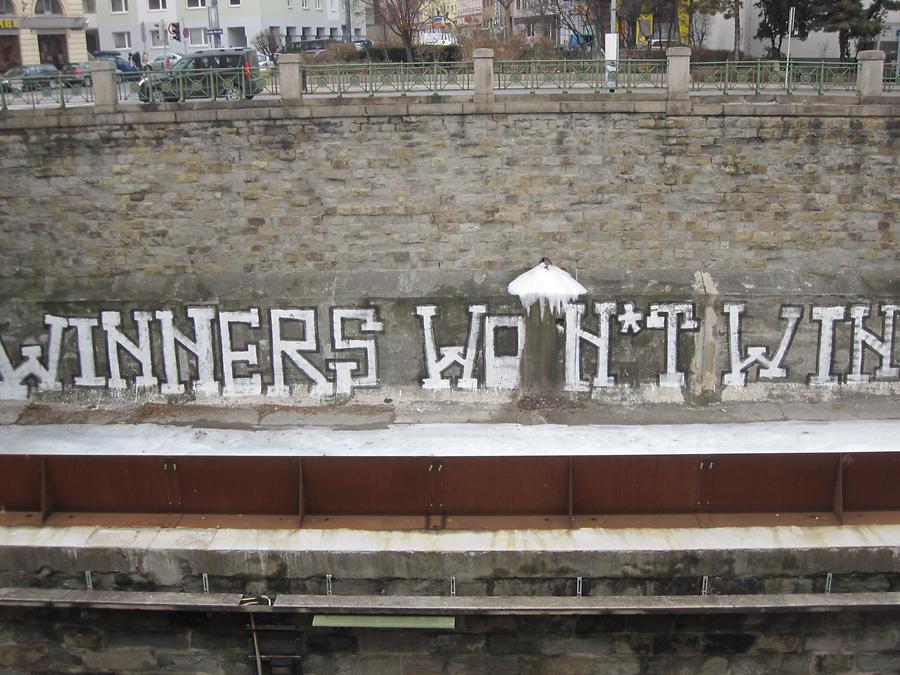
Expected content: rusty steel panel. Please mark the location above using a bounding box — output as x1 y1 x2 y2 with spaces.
436 457 569 516
0 456 41 511
174 457 300 515
842 453 900 511
572 456 698 515
301 458 430 516
46 457 169 513
698 454 838 513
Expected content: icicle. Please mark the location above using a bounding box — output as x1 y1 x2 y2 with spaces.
507 258 587 318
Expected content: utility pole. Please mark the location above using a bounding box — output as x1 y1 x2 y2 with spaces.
784 6 795 91
343 0 352 42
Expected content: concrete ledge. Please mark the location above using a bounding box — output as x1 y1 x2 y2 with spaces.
1 95 898 132
1 587 898 615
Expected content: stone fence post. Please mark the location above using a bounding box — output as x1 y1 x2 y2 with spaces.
473 48 494 105
666 47 691 99
279 52 304 104
857 50 885 98
91 60 117 112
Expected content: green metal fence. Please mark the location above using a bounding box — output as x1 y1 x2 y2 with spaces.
0 72 95 110
303 61 473 97
690 60 858 95
495 59 667 93
135 67 267 103
885 63 899 92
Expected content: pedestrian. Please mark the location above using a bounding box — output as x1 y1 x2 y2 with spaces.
131 51 141 69
141 52 149 69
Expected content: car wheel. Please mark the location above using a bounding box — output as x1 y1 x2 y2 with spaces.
222 87 241 101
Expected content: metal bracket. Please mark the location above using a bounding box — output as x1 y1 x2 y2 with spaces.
449 576 456 597
576 576 583 597
84 571 93 591
202 573 209 594
825 572 833 594
325 574 333 596
701 575 709 596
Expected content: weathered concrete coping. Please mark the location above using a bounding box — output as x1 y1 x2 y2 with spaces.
1 94 898 131
2 587 899 615
1 419 898 458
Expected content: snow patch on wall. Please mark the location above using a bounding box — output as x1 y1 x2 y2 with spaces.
507 259 587 317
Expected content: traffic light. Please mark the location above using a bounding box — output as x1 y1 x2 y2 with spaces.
168 22 181 42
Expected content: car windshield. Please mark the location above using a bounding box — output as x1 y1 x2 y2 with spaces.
3 67 24 77
170 58 191 71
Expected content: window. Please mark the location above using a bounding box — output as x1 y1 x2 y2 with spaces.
110 0 127 12
187 0 206 7
300 0 307 8
82 0 97 13
112 31 131 48
315 0 320 9
287 0 292 7
229 0 239 5
150 28 165 46
34 0 64 13
148 0 166 9
188 27 208 45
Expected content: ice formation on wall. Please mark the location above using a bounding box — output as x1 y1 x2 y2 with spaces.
507 258 587 317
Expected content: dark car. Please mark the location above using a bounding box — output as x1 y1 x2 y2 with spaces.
62 61 93 87
0 63 60 93
94 54 143 81
138 48 263 102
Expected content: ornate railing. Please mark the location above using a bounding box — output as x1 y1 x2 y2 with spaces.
133 67 266 103
303 61 473 97
495 59 667 92
0 72 96 110
691 60 858 95
885 63 899 92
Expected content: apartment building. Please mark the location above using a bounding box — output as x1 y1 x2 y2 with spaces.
0 0 89 71
86 0 363 62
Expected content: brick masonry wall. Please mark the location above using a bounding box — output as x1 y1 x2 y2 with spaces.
0 100 897 282
0 606 898 674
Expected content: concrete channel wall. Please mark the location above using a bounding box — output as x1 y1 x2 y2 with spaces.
0 96 898 404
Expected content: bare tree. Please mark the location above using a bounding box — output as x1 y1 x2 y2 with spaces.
365 0 430 60
252 28 283 61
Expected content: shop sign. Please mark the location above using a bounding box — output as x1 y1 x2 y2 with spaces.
0 18 18 29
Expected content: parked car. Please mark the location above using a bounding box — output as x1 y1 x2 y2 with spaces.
93 54 144 81
91 50 122 58
255 51 276 69
0 63 60 93
353 38 373 50
62 61 93 87
146 53 182 71
138 48 263 102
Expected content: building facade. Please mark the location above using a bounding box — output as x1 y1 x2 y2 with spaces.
86 0 363 63
0 0 89 71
